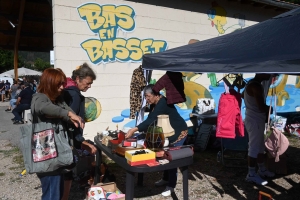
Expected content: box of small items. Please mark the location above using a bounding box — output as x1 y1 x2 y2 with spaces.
125 149 156 166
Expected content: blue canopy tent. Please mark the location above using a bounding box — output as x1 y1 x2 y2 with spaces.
142 8 300 74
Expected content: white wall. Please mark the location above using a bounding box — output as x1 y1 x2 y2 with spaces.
52 0 285 140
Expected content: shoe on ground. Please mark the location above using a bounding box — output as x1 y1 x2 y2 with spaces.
11 118 16 122
258 169 275 178
155 179 169 187
5 109 11 112
13 120 24 125
246 173 268 185
161 186 174 197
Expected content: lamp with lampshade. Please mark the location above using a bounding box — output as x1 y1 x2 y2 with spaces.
145 115 175 152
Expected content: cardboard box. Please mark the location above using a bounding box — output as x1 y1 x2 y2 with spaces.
93 182 125 200
266 152 287 174
125 149 155 162
127 159 156 166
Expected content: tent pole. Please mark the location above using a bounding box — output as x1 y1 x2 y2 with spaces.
13 0 26 81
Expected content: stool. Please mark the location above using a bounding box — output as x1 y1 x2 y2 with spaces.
23 109 32 123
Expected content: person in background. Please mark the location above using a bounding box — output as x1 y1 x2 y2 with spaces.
125 84 188 197
5 85 22 112
244 74 275 185
11 82 34 124
61 63 97 200
22 77 27 83
4 80 11 100
33 79 38 92
0 80 5 102
10 80 19 100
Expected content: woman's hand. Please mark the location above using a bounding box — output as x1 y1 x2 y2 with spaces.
125 127 138 139
81 140 97 155
68 111 85 129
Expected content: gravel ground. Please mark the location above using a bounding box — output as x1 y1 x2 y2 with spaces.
0 103 300 199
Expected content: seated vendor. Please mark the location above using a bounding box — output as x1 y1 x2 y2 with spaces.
125 84 188 197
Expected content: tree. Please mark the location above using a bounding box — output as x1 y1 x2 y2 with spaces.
33 58 51 71
0 49 23 73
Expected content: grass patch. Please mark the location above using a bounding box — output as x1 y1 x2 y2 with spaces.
13 154 24 167
0 172 5 176
11 178 22 183
0 146 19 157
0 146 24 170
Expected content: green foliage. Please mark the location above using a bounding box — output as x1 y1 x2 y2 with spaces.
0 49 23 73
0 49 51 74
33 58 51 71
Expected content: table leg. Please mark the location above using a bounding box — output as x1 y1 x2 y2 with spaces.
137 173 144 186
181 166 189 200
125 171 135 200
94 146 102 185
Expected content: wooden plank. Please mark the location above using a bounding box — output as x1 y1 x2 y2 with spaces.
13 0 25 80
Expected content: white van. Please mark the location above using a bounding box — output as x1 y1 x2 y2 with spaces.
0 77 14 85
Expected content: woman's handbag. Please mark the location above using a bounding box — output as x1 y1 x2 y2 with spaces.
20 117 74 174
265 127 289 162
265 87 289 162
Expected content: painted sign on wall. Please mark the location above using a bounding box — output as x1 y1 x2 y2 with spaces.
77 3 168 64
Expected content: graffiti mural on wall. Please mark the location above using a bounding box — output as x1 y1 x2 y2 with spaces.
108 3 300 127
77 3 168 64
207 1 245 35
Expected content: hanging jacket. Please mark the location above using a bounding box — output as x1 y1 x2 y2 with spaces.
130 65 146 119
216 89 244 138
64 77 85 149
152 71 186 105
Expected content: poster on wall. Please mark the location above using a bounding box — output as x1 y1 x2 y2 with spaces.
50 50 54 65
77 3 168 64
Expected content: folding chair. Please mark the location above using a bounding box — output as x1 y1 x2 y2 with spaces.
217 129 249 167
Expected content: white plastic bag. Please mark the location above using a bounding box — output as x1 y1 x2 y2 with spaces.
194 98 215 115
271 116 287 132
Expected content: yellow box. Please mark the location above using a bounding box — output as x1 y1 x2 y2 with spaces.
125 149 155 162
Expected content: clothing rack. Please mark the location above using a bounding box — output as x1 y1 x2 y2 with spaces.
216 74 246 93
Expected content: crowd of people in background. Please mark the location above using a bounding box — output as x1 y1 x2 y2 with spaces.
2 77 38 124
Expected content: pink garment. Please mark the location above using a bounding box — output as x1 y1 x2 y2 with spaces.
216 89 244 138
65 77 77 88
265 127 289 162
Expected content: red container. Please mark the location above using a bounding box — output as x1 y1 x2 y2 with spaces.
127 159 156 166
122 139 137 147
110 131 125 145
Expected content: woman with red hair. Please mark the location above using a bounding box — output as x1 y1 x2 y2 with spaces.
31 68 84 200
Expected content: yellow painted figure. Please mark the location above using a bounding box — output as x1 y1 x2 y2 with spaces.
181 72 213 109
268 74 289 106
207 2 227 34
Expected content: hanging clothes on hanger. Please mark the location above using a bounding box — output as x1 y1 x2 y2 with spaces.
152 71 186 104
135 69 152 125
129 65 146 119
216 89 244 139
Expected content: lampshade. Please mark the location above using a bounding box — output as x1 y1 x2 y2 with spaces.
157 115 175 137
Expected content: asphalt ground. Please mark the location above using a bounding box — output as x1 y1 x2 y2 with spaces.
0 101 24 148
